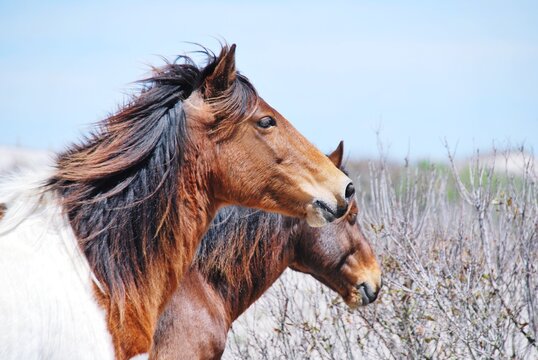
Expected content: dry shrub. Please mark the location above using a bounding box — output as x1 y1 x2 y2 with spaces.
225 146 537 359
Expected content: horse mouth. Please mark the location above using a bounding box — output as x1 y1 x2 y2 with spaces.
344 286 366 309
344 282 379 308
314 272 379 309
306 199 343 227
339 281 378 308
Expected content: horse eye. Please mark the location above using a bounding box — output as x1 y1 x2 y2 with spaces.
257 116 276 129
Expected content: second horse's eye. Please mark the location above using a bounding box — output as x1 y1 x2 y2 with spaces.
257 116 277 129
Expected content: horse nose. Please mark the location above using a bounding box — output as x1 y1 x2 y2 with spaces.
356 282 380 305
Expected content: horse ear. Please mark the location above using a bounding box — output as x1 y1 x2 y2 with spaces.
203 44 237 98
327 141 344 168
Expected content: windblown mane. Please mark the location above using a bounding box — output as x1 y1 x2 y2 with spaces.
48 46 257 312
194 207 298 296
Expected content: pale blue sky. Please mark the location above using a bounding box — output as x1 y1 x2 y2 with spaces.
1 0 537 159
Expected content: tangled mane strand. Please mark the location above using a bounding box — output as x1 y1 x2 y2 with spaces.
48 45 258 314
193 206 298 299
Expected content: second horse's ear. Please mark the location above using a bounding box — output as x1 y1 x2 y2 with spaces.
327 141 344 168
203 44 237 98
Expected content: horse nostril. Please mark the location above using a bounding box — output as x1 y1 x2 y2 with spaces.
356 282 379 304
345 182 355 199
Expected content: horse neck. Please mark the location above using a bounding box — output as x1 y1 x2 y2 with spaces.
221 228 297 322
151 270 230 359
150 217 302 357
155 252 293 356
169 145 219 286
97 144 220 359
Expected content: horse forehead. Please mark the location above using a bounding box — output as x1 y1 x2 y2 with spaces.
304 224 347 253
256 97 271 109
319 220 364 254
256 98 287 121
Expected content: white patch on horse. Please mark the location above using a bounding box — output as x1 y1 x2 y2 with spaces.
0 164 115 360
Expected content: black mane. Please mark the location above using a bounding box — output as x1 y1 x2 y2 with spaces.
194 206 298 296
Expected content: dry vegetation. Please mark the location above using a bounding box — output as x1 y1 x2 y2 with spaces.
1 146 536 359
225 146 537 359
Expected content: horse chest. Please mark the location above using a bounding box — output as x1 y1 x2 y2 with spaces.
0 204 115 360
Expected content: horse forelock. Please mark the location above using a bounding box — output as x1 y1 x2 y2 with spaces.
207 74 258 141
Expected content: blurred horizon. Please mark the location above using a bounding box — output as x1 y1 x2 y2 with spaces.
1 0 537 160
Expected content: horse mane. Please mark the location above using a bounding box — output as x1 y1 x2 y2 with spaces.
193 206 298 295
48 45 257 313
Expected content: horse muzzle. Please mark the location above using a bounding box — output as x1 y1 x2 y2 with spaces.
355 281 381 305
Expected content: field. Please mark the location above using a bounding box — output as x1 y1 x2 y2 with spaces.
1 146 536 359
224 146 537 359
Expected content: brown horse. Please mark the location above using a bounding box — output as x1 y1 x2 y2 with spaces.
0 45 353 360
150 144 382 360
